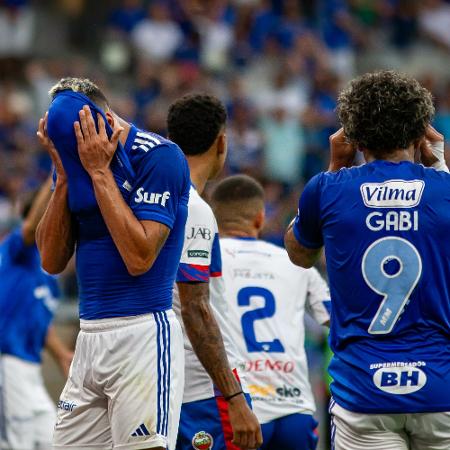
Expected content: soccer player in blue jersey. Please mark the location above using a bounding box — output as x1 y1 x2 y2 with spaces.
36 78 190 450
0 176 73 450
285 71 450 450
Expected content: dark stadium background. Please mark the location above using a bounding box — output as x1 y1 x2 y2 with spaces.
2 1 450 448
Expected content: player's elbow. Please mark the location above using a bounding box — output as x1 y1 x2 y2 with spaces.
124 254 155 276
284 230 316 268
287 251 314 268
41 255 66 275
37 241 64 275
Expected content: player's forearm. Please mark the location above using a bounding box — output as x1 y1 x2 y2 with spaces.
90 170 164 276
22 176 53 245
45 324 73 377
36 180 75 274
178 282 241 398
45 324 70 361
284 223 321 268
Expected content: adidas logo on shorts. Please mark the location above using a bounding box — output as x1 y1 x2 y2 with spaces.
131 423 151 437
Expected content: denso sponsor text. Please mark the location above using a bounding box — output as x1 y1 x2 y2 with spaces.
360 180 424 208
243 359 294 373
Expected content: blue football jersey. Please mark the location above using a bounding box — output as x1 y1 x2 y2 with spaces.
47 90 135 215
293 160 450 414
75 125 190 319
0 227 60 363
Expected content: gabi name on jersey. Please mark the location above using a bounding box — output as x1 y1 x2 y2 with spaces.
362 179 423 231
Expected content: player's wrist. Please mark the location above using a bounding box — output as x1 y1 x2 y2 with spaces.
54 175 68 189
224 390 244 403
89 168 112 182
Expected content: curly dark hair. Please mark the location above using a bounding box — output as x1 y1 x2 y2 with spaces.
167 93 227 156
337 71 434 156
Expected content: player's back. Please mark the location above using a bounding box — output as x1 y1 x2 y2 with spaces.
304 160 450 413
219 237 329 424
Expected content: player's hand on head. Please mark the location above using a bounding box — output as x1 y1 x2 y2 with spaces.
74 105 123 177
227 394 263 449
37 112 66 181
328 127 357 172
419 124 445 167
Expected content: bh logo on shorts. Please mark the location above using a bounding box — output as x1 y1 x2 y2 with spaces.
373 367 427 394
192 431 213 450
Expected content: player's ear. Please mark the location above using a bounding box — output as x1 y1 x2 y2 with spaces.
254 208 265 232
216 130 227 156
105 111 115 128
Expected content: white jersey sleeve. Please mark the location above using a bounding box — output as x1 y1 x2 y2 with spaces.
176 191 216 283
305 267 331 326
172 187 243 403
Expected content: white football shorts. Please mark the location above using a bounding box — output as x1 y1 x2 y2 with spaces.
330 397 450 450
53 310 184 450
0 354 56 450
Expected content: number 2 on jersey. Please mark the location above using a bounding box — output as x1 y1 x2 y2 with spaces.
362 237 422 334
238 287 285 353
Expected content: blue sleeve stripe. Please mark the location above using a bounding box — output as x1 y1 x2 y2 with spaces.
210 233 222 274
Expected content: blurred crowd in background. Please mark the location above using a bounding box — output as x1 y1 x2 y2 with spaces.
3 2 450 446
2 0 450 290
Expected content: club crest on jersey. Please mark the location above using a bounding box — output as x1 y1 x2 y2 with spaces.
360 180 424 208
192 431 213 450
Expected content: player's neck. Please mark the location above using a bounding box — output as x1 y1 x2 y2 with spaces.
219 228 259 239
364 147 414 164
187 157 213 195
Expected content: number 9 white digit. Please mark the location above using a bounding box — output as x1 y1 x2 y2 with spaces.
362 237 422 334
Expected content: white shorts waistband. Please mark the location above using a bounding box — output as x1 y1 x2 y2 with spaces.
80 310 175 332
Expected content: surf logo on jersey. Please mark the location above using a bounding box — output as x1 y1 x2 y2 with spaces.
192 431 213 450
134 188 171 206
57 399 77 412
360 180 424 208
373 363 427 394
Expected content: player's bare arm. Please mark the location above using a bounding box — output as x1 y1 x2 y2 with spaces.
328 127 357 172
45 324 74 378
36 114 76 274
177 281 263 449
22 174 53 246
74 106 169 276
418 125 449 171
285 220 321 268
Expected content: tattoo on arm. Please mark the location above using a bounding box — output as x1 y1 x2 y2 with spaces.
178 281 240 397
